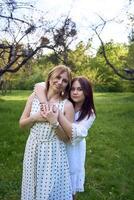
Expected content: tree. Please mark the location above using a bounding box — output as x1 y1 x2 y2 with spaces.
0 0 77 77
92 17 134 81
89 0 134 81
127 9 134 71
52 17 77 65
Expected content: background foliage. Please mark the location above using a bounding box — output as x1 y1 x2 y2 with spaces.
2 40 133 92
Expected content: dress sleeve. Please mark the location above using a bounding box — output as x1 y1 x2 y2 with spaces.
71 113 96 145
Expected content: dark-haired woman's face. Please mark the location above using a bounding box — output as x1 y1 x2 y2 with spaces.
70 80 85 103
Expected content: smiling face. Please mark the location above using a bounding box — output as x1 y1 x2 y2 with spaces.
70 80 85 104
69 76 96 121
49 71 69 93
46 65 72 98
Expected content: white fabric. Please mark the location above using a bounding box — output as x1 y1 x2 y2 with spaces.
66 112 95 195
21 97 72 200
34 82 96 195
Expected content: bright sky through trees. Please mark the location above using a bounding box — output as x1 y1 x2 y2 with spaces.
35 0 134 48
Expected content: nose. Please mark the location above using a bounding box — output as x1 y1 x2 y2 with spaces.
57 79 62 85
72 89 78 94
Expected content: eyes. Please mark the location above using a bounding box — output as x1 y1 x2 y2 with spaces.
55 75 68 84
63 79 68 84
71 87 82 91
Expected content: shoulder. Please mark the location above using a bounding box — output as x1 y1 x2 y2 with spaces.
64 99 74 110
63 99 74 121
91 110 96 119
86 112 96 124
27 92 35 104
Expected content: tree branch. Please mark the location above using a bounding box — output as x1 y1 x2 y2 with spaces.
93 18 134 81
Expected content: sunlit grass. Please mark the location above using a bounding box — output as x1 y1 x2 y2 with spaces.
0 91 134 200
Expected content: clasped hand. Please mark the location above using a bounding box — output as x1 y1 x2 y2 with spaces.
40 103 59 125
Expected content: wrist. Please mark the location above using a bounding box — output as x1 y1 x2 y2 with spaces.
30 115 36 123
51 121 59 129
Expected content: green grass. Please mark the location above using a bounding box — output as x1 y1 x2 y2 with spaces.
0 91 134 200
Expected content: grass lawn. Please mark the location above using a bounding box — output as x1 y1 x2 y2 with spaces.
0 91 134 200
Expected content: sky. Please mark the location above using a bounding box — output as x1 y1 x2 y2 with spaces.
1 0 133 52
32 0 134 50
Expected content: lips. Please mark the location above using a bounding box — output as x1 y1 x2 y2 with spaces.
72 96 79 99
54 84 62 90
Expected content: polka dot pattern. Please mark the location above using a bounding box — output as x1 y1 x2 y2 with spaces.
21 97 72 200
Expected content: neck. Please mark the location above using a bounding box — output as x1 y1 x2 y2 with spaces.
74 102 83 112
47 88 61 102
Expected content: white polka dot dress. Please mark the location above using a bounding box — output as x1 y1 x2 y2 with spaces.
21 97 72 200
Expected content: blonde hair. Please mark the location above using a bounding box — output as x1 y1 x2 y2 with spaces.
46 65 72 99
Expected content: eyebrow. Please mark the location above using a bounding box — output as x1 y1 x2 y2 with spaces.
63 78 68 81
56 74 68 82
72 86 82 89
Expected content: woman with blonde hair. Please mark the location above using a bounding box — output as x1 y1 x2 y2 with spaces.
19 65 74 200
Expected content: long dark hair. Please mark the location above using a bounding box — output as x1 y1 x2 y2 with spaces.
69 76 96 121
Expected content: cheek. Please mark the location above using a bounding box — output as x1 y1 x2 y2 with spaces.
83 96 85 101
52 78 57 83
82 95 86 101
70 91 73 98
80 93 85 100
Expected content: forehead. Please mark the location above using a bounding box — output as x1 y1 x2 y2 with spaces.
54 71 69 80
72 80 81 87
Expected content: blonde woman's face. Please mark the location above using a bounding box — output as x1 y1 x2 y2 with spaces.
49 71 69 92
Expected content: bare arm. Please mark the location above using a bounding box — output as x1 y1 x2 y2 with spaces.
19 93 35 128
34 82 50 117
58 101 74 138
35 83 75 140
19 92 47 129
43 104 71 142
34 82 47 103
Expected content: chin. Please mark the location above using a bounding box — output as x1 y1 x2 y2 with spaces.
72 99 79 103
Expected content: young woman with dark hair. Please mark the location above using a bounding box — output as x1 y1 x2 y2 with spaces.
68 76 96 121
